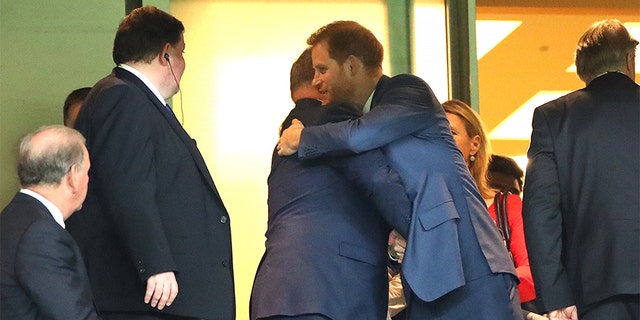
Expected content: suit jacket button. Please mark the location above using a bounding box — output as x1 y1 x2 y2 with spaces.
220 216 228 224
221 260 228 267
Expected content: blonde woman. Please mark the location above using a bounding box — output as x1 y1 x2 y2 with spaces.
442 100 541 319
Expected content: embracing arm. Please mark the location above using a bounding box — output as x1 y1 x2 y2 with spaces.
522 107 574 312
279 75 441 159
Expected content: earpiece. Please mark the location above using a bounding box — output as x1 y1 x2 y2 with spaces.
164 53 170 61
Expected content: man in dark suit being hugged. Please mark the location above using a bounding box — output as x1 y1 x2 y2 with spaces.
66 6 235 319
250 48 411 320
1 125 99 320
522 19 639 320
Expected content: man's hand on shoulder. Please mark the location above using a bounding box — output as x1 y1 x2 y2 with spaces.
277 119 304 156
145 271 179 310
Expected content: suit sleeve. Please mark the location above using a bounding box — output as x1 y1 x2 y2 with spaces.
320 103 411 236
297 75 440 159
522 107 574 311
88 84 176 279
505 194 536 303
15 221 99 320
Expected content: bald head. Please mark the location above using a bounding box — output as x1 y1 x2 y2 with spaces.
18 125 86 188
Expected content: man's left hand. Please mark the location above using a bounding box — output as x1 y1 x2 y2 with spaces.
145 271 179 310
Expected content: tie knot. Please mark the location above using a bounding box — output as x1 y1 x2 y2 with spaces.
164 104 175 115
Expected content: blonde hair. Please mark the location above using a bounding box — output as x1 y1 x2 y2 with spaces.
442 100 493 199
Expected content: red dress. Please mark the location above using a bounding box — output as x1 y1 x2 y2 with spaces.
487 193 537 303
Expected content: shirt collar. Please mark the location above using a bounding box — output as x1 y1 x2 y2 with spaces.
362 90 375 113
20 189 65 228
118 64 167 106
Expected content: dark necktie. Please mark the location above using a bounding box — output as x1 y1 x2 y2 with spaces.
164 103 175 116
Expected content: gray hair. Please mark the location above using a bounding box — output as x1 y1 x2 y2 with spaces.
576 19 638 83
18 125 86 188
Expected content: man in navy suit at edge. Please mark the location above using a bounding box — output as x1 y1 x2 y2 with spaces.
523 19 639 320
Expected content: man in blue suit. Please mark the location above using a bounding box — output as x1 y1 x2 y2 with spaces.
1 125 99 320
278 21 521 319
523 19 639 320
250 48 411 320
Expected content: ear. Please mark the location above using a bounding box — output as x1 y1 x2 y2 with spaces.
66 164 81 194
160 43 172 66
345 55 362 76
470 134 481 156
626 52 636 80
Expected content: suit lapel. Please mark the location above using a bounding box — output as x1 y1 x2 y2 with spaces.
371 75 391 108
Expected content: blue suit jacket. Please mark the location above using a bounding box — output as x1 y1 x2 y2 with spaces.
298 75 516 303
1 193 99 320
250 99 410 320
66 67 235 319
523 72 640 312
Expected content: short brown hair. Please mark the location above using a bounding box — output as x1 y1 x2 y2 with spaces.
113 6 184 65
575 19 638 83
307 21 383 69
63 87 91 126
290 47 315 93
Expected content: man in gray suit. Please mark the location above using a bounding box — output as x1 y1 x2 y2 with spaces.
523 19 639 320
1 125 99 320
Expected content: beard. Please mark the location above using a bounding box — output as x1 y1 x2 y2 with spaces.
325 69 354 105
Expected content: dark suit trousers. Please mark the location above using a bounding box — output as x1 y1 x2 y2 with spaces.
407 273 523 320
258 315 331 320
580 294 639 320
101 312 204 320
